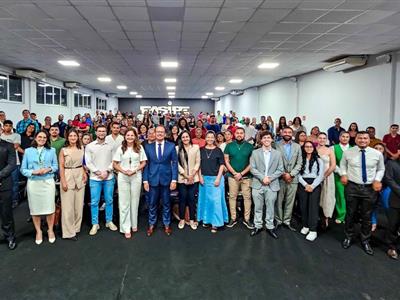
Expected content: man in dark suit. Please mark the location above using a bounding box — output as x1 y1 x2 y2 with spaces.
0 139 17 250
143 125 178 236
383 158 400 259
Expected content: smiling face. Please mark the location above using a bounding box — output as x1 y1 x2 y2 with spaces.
317 134 327 146
68 131 79 145
356 133 370 148
181 132 191 145
35 132 47 147
304 141 314 155
155 126 166 142
125 130 136 144
205 132 215 146
261 134 273 148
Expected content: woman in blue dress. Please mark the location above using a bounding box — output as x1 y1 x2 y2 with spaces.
197 131 228 233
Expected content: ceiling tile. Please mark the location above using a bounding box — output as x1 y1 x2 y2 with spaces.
250 8 291 22
184 8 219 21
282 9 329 23
152 21 182 31
183 21 214 32
218 8 256 22
77 6 116 20
113 6 149 20
316 10 364 24
121 21 152 31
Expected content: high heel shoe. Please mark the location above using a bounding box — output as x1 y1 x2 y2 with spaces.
48 231 56 244
35 232 43 245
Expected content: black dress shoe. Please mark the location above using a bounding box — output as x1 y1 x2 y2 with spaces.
250 228 262 237
361 241 374 256
266 229 278 239
65 236 78 241
342 238 352 249
8 240 17 250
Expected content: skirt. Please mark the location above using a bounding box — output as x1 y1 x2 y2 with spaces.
197 176 228 227
27 178 56 215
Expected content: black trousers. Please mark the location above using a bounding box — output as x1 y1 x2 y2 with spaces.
385 207 400 250
298 180 321 231
178 183 198 220
344 182 377 242
0 190 16 241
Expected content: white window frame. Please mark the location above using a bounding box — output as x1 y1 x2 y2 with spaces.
0 74 23 102
36 82 67 107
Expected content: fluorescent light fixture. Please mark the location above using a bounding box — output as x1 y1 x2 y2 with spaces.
58 60 80 67
168 96 175 99
116 85 127 90
258 62 279 69
14 93 22 96
46 93 55 96
97 77 111 82
229 79 243 84
129 91 138 95
215 86 225 91
161 61 178 68
0 75 7 80
73 91 79 94
136 95 143 98
82 94 90 97
168 92 175 95
205 92 213 96
166 86 176 90
201 95 208 99
164 78 177 83
38 83 48 87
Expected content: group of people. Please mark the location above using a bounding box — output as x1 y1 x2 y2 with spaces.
0 109 399 261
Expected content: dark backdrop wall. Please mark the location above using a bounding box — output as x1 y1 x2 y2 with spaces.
118 98 215 115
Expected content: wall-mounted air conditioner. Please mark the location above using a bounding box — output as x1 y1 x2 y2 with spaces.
230 89 244 96
15 69 46 80
323 56 367 72
64 81 81 89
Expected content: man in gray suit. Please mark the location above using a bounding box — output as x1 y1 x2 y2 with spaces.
275 127 302 230
250 131 284 238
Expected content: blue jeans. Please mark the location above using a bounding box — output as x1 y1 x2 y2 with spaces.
90 178 114 225
11 167 20 205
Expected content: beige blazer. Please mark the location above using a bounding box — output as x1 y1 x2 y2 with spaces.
175 144 201 184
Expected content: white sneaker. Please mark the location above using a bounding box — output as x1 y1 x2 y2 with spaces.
306 231 317 241
300 227 309 235
89 224 100 235
178 220 185 229
106 222 118 231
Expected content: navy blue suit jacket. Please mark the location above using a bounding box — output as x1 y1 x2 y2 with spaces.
143 140 178 186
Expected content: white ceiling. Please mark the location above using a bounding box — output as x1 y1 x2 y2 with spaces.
0 0 400 98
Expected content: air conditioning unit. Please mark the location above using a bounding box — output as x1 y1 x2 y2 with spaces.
64 81 81 89
323 56 367 72
15 69 46 80
230 89 244 96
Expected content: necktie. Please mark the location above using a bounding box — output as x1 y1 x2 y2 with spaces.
158 143 162 160
361 149 367 183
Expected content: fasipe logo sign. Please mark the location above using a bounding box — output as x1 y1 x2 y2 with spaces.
140 106 190 114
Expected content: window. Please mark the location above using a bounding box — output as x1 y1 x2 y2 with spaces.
74 92 91 108
0 74 23 102
36 82 67 106
96 97 107 110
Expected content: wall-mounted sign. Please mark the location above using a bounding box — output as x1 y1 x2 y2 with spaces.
140 105 190 114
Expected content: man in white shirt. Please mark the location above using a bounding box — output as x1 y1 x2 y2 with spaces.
85 125 118 235
340 131 385 255
244 117 257 144
105 121 124 156
1 120 22 208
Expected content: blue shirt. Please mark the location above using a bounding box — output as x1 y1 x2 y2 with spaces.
206 123 221 133
327 126 345 145
283 143 292 160
20 147 58 180
16 118 40 134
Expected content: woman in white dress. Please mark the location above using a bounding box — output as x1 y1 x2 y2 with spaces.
316 132 336 228
20 130 58 245
113 128 147 239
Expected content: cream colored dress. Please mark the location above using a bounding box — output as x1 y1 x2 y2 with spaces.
319 154 335 218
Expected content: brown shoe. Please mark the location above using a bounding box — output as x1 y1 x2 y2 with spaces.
387 249 398 260
147 226 154 237
164 226 172 236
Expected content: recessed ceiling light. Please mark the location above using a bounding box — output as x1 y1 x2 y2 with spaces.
205 92 213 96
164 78 177 83
168 92 175 95
58 60 80 67
129 91 138 95
0 75 8 80
166 86 176 90
168 96 175 99
98 77 111 82
201 95 208 99
161 61 178 68
82 94 90 97
136 95 143 98
73 91 79 94
116 85 127 90
258 62 279 69
215 86 225 91
229 79 243 84
38 83 48 87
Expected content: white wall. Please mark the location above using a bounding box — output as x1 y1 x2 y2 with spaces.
217 54 398 138
0 64 116 125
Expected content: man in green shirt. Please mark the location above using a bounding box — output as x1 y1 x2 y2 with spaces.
224 127 254 229
49 125 65 161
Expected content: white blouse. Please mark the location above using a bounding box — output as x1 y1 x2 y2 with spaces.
113 145 147 171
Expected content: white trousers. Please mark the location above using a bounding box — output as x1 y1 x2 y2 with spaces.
118 173 142 233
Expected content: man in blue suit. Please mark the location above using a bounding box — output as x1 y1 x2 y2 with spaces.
143 125 178 236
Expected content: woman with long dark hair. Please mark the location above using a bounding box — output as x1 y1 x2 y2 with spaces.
168 125 180 146
138 124 148 142
294 130 307 147
275 116 287 141
59 129 86 240
197 131 228 233
348 122 359 146
176 130 200 230
291 116 307 137
298 141 324 242
113 129 147 238
178 117 190 133
20 130 58 245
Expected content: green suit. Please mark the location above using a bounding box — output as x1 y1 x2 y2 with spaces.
333 144 352 221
